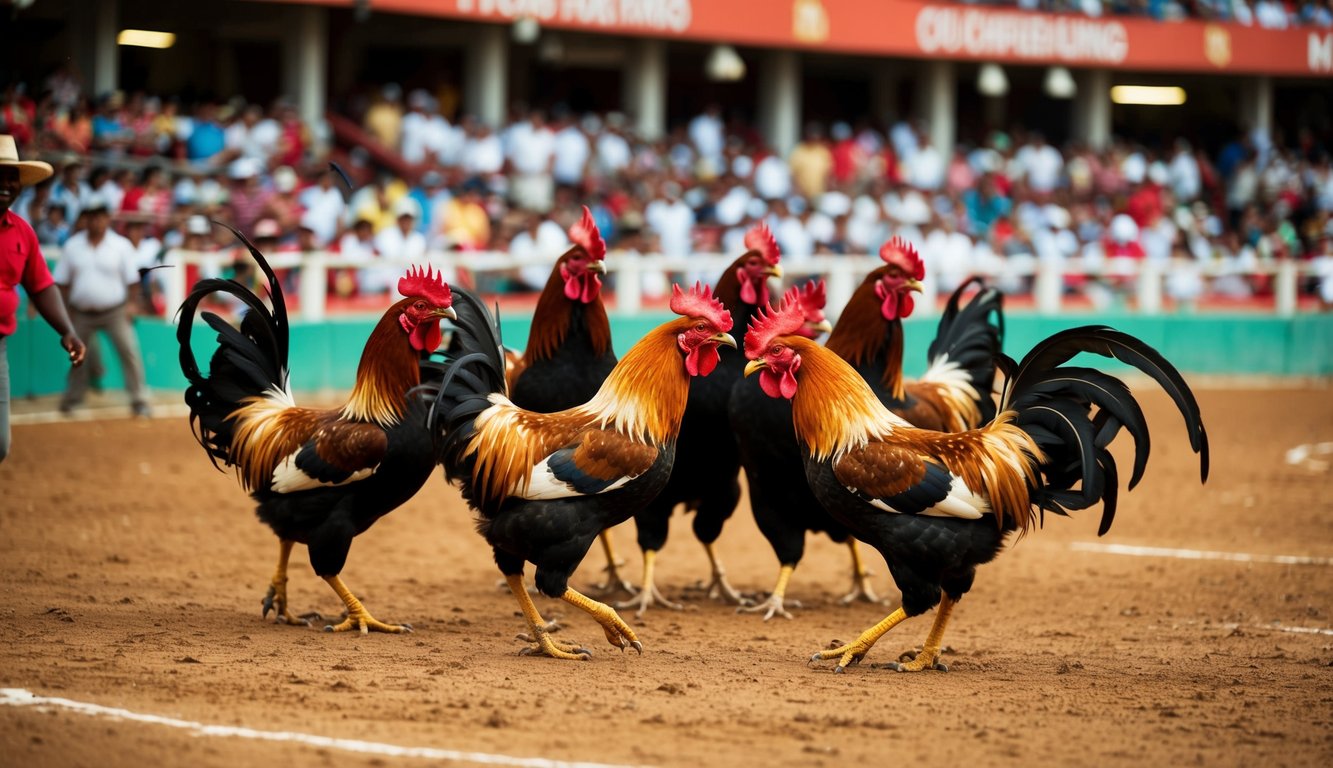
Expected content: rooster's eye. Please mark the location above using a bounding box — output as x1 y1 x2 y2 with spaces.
770 345 781 356
414 301 427 311
695 323 706 332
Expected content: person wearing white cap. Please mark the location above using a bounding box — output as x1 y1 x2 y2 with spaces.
0 134 86 461
53 192 150 417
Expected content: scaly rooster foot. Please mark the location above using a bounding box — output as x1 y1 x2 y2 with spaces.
323 609 412 635
615 583 683 617
589 562 639 599
738 592 800 621
877 648 949 673
260 581 309 626
809 638 874 674
688 572 753 606
589 610 644 654
516 626 592 661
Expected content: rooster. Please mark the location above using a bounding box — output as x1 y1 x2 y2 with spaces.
505 207 633 594
423 283 735 660
734 241 1005 621
619 223 783 616
177 228 456 634
743 297 1208 672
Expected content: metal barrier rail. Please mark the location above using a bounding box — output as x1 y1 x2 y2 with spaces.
106 248 1319 321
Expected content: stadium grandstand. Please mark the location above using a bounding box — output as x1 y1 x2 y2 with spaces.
2 0 1331 327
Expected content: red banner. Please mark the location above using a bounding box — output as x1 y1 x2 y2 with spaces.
271 0 1333 77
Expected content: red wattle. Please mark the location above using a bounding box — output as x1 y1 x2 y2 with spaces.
410 320 442 352
685 345 720 377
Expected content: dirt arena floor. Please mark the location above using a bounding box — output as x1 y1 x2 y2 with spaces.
1 387 1331 768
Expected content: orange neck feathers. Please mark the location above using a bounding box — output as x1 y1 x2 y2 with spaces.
824 268 906 401
525 248 611 363
342 301 423 425
582 318 692 442
784 337 906 461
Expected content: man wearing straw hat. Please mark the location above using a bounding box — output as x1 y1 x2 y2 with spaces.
0 134 86 462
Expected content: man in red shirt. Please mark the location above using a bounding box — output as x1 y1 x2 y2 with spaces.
0 134 86 462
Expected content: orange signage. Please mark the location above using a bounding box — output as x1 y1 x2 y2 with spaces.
268 0 1333 77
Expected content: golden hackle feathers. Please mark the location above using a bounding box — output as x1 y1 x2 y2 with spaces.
783 337 1045 532
670 282 732 331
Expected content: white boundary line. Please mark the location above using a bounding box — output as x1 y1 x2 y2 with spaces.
0 688 649 768
1069 542 1332 566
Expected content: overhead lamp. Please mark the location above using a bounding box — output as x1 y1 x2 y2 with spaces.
1110 85 1187 106
977 63 1008 97
705 45 746 82
1043 67 1077 99
512 16 540 44
117 29 176 49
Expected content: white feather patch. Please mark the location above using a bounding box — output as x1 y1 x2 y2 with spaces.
858 473 989 520
515 455 635 501
270 453 377 494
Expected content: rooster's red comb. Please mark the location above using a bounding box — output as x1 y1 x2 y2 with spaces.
745 296 806 359
743 221 781 266
670 282 732 332
568 205 606 262
880 236 925 280
797 279 827 313
398 265 453 307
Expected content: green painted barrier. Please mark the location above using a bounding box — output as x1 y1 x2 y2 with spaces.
8 309 1333 400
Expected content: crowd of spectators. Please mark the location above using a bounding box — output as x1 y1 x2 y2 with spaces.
967 0 1333 26
3 73 1332 313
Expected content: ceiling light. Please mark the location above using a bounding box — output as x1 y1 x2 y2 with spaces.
1110 85 1187 106
705 45 746 82
1043 67 1077 99
977 63 1008 97
512 16 540 44
117 29 176 49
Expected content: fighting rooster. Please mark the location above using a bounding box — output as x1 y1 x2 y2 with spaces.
177 228 455 634
619 222 783 616
743 297 1208 672
423 284 735 659
505 207 632 594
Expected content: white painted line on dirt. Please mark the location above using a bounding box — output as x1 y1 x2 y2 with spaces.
1232 623 1333 637
1069 542 1332 566
0 688 649 768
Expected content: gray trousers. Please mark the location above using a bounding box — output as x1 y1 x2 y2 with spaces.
0 336 10 463
62 304 148 409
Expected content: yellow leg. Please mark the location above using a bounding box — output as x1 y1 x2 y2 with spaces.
321 575 411 635
261 539 307 625
885 595 955 672
810 607 909 673
562 587 643 653
740 564 798 620
615 549 683 616
840 540 883 605
699 542 751 605
506 574 591 660
591 529 638 597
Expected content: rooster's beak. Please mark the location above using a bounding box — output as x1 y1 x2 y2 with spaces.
712 332 737 349
744 359 766 378
587 260 606 274
905 279 924 293
809 319 833 334
437 306 458 321
763 264 784 279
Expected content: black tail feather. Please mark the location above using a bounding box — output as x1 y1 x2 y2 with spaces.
926 277 1004 424
175 224 289 470
1000 326 1208 534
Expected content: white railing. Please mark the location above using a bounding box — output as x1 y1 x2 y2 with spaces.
152 249 1315 321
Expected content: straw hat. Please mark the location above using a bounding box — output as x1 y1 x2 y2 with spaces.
0 135 54 186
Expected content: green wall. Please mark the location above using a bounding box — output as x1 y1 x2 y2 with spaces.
8 309 1333 399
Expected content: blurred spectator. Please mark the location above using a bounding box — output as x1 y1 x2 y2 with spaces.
789 123 833 200
364 83 404 150
508 110 556 213
298 168 346 245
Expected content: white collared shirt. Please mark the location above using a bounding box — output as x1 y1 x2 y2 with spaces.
53 230 139 311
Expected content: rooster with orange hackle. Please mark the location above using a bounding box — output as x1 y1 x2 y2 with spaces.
177 227 456 634
743 294 1208 672
422 282 735 660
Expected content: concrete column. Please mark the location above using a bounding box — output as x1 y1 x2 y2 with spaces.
920 60 954 158
92 0 119 97
464 24 508 127
1238 76 1273 136
284 5 328 127
622 39 666 141
758 50 801 156
1072 69 1111 151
